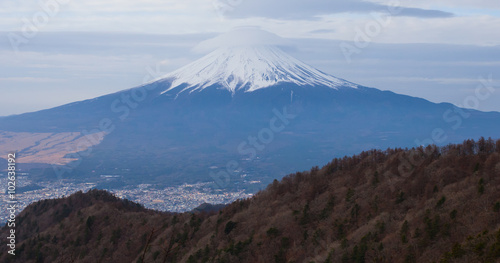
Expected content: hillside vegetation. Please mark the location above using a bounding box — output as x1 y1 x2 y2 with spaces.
1 138 500 263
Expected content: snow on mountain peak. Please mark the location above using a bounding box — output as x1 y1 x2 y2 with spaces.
161 45 357 94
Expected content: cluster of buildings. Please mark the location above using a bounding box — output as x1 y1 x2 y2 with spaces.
1 177 252 223
112 182 252 212
0 177 96 223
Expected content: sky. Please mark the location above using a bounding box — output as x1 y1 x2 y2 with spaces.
0 0 499 116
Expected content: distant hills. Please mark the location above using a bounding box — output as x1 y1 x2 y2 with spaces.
1 138 499 262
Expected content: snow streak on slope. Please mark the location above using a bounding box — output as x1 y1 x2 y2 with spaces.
161 46 357 94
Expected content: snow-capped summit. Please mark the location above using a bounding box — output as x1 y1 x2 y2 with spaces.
160 45 357 95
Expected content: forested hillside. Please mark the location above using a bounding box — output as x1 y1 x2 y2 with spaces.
1 138 500 263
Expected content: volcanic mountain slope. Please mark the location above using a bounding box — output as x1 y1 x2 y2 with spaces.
1 44 500 188
1 138 500 263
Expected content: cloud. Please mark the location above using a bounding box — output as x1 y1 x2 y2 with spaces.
0 77 63 83
309 29 336 34
193 27 292 53
394 7 455 18
224 0 454 20
395 0 500 11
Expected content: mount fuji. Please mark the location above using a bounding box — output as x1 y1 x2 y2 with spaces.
161 45 357 93
1 43 499 189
